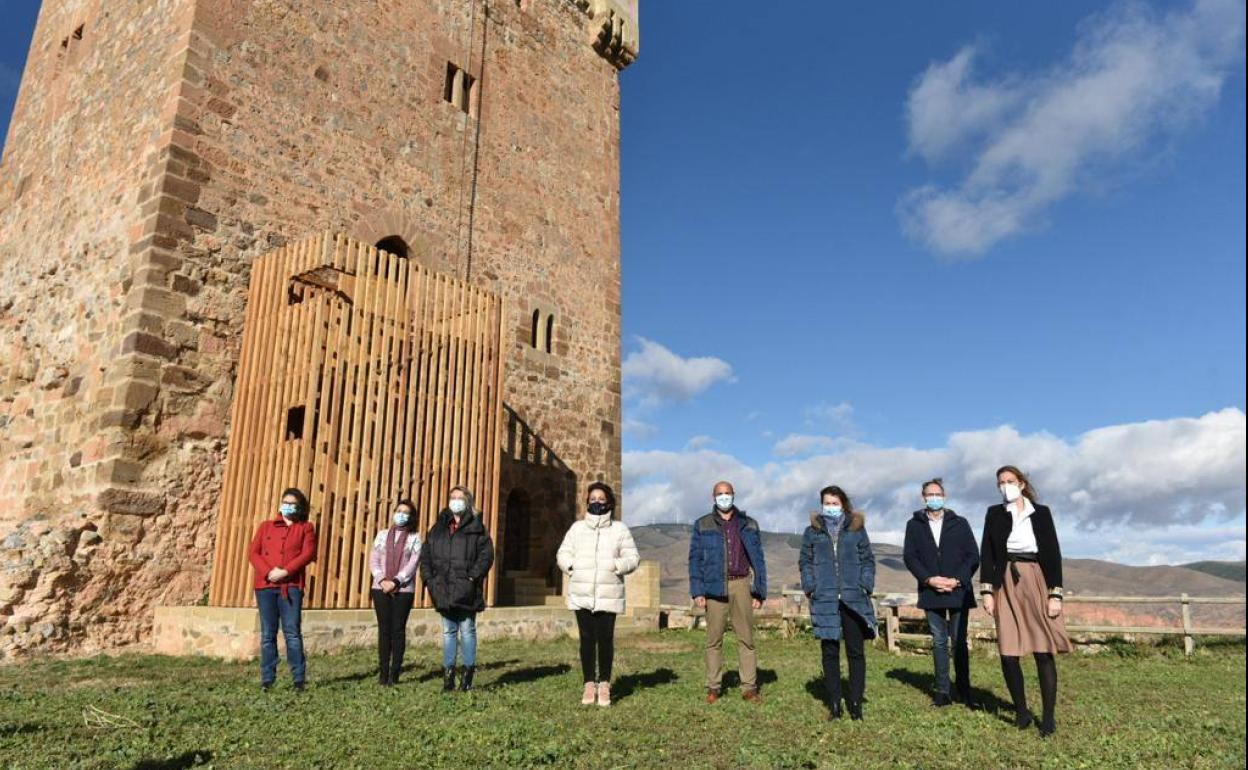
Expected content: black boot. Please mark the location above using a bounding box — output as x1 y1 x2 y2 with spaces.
826 701 843 721
378 670 390 687
847 702 863 721
389 665 401 686
459 666 475 692
1015 710 1035 730
442 667 457 692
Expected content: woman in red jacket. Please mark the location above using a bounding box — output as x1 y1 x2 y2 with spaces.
248 487 317 691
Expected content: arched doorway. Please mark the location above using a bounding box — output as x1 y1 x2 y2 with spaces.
503 488 531 573
374 235 410 258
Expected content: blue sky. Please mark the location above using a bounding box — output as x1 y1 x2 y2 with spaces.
2 0 1244 564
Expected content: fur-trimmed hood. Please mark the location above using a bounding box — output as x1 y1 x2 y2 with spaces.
809 510 866 532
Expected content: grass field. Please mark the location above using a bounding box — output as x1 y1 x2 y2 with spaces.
0 630 1243 769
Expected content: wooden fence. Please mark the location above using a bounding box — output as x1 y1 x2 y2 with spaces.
864 592 1245 656
208 232 505 610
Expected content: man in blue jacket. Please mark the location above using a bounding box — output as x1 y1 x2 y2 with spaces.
902 478 980 707
689 481 768 703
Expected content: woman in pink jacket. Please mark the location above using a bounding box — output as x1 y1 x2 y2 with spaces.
369 499 423 686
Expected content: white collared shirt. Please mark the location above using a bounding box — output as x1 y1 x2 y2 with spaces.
927 510 944 547
1005 498 1039 553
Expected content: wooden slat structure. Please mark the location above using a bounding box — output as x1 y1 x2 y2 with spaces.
208 233 505 609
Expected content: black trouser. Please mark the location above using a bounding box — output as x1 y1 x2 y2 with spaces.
821 602 868 706
1001 652 1058 726
574 609 617 683
371 589 415 680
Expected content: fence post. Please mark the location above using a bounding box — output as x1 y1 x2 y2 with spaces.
887 604 900 654
1181 593 1194 656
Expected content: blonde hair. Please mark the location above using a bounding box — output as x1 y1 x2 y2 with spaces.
449 485 478 517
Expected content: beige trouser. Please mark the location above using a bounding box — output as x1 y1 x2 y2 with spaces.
705 575 757 692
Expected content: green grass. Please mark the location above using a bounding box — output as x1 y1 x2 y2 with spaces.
0 631 1243 769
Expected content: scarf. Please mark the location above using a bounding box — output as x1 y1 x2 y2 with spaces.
384 526 410 580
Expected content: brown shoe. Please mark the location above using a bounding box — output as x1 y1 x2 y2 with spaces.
742 689 763 704
705 689 721 704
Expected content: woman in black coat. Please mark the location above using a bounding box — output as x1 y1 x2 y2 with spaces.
420 486 494 692
902 478 979 707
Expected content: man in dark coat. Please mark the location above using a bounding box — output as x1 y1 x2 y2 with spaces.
902 478 980 707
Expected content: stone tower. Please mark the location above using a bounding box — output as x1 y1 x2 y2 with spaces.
0 0 638 657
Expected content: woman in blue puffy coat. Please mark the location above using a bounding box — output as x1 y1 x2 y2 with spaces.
799 485 877 721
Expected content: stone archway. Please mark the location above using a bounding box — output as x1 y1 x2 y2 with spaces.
348 208 454 276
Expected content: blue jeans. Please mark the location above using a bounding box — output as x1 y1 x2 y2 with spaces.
440 610 477 668
926 608 970 697
257 588 305 684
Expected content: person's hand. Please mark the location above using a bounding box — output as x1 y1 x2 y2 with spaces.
1047 597 1062 618
752 598 763 610
982 594 995 616
379 578 396 594
267 568 288 583
694 596 706 609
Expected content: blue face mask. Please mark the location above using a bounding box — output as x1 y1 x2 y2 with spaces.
279 502 299 519
393 511 411 527
822 504 843 519
925 497 945 511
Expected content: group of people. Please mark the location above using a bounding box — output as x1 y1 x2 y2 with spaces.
245 464 1070 736
689 465 1069 736
245 481 639 704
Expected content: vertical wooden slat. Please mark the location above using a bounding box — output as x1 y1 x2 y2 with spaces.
209 242 270 605
211 233 506 610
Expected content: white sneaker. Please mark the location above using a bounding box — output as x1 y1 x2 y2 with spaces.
597 681 612 707
582 681 597 705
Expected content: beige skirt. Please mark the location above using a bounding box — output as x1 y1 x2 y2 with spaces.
994 561 1072 656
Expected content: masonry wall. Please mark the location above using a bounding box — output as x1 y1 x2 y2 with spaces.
0 0 633 658
0 0 202 654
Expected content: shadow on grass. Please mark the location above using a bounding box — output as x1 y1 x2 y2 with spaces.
0 723 45 737
612 667 678 702
409 658 523 684
884 667 1012 720
129 750 213 769
485 663 572 689
321 658 522 685
801 675 873 705
719 668 778 693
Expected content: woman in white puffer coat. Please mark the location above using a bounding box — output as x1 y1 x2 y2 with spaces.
557 481 640 707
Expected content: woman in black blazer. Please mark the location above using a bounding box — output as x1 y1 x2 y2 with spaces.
980 465 1071 737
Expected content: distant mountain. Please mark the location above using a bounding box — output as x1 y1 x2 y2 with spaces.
1181 561 1246 583
632 524 1246 629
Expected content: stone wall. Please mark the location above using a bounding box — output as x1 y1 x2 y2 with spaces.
154 558 661 660
0 0 638 659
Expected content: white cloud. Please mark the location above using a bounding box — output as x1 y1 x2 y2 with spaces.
622 337 734 407
685 435 715 450
772 433 849 458
803 401 856 432
622 418 658 440
900 0 1246 257
623 408 1246 564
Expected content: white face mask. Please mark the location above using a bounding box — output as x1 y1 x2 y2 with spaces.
999 483 1023 503
449 498 467 515
714 494 734 512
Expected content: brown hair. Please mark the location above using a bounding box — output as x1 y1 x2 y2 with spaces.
819 485 854 513
920 478 945 495
995 465 1039 503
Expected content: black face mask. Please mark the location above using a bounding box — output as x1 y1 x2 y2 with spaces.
587 502 610 517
